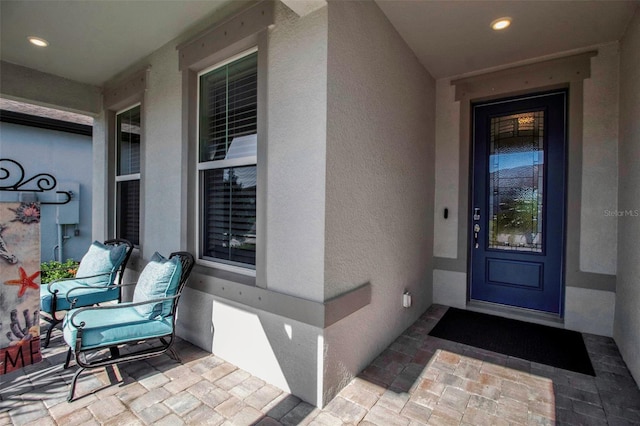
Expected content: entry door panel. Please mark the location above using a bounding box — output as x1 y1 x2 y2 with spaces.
470 92 567 315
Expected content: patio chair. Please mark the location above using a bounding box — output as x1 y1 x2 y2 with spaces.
62 251 195 401
40 239 134 347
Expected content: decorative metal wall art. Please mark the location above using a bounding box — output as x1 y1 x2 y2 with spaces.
0 158 71 205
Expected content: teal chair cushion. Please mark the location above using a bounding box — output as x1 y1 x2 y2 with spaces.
40 282 119 313
75 241 128 286
63 306 173 350
132 252 182 319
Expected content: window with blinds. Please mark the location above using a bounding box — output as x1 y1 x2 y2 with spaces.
198 50 257 269
116 105 141 246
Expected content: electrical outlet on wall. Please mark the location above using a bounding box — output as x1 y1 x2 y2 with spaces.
402 291 412 308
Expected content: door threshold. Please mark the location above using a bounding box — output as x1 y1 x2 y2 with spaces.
466 300 564 329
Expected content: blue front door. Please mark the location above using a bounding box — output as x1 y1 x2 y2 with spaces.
470 91 567 315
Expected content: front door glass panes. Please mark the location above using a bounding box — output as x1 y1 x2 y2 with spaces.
488 111 544 252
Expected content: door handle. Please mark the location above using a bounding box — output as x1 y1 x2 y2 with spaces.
474 224 480 249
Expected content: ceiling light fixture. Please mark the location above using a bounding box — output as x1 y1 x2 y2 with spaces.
28 36 49 47
491 17 512 31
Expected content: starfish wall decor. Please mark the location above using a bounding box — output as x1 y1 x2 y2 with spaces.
4 267 40 297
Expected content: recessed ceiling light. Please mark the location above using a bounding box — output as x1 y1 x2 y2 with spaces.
491 17 512 31
28 36 49 47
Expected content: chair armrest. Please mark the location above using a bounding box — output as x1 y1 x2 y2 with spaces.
47 272 113 294
68 294 181 329
64 282 138 304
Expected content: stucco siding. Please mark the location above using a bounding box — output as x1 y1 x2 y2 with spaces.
434 79 460 259
615 7 640 386
265 4 328 302
565 287 615 337
324 0 435 404
177 286 324 405
91 109 109 243
581 43 619 275
433 269 467 309
142 45 184 257
0 61 101 115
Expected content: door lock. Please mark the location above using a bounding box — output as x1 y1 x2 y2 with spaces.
473 208 481 221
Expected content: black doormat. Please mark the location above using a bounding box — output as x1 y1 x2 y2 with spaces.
429 308 595 376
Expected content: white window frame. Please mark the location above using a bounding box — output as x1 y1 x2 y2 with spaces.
115 103 141 246
196 47 258 276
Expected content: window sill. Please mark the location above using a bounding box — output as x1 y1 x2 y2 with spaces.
193 263 256 287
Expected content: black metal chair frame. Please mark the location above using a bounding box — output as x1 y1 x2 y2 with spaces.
40 238 134 348
64 251 195 402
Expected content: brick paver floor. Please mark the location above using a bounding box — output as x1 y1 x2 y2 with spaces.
1 304 639 425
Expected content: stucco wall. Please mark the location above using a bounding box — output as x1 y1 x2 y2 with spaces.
432 77 462 263
265 4 328 302
89 111 107 245
581 43 619 275
177 287 323 405
0 61 101 115
615 7 640 386
142 45 185 257
324 0 435 404
433 79 460 259
0 122 93 262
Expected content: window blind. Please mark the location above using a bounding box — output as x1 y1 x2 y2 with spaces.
202 167 256 265
116 105 141 245
117 180 140 245
117 106 141 175
199 53 258 162
199 51 258 268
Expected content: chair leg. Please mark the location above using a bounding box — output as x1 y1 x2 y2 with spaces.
42 318 60 348
67 367 84 402
64 348 73 369
159 337 180 363
109 346 120 360
107 364 123 383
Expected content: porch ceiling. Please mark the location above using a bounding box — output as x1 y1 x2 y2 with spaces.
0 0 237 86
376 0 640 79
1 0 638 87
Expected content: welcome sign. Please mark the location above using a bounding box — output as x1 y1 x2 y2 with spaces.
0 202 42 374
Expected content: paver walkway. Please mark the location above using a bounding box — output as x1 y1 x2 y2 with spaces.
1 304 639 425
